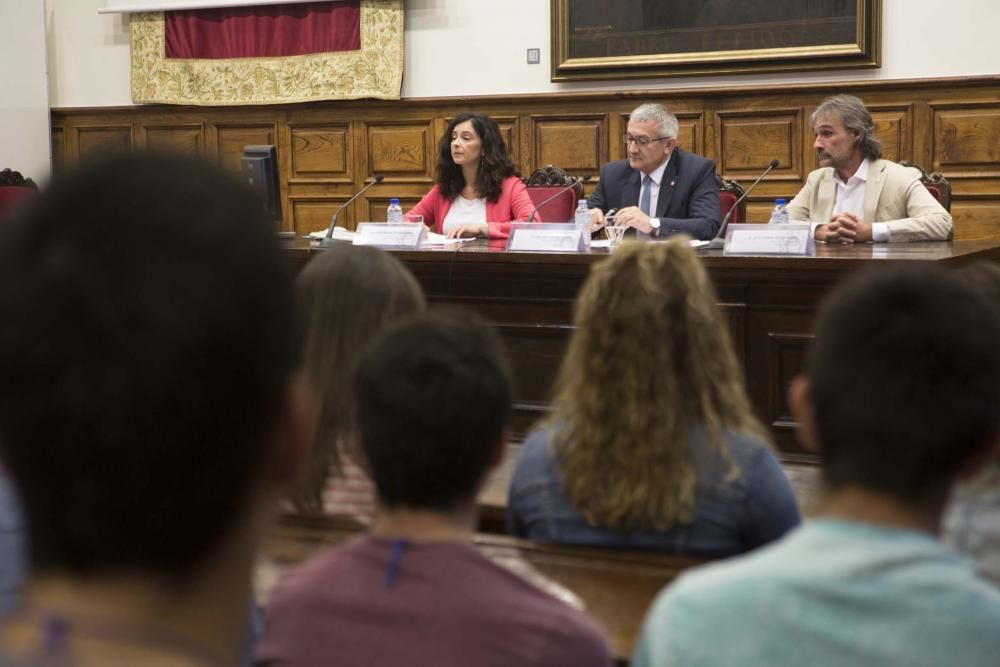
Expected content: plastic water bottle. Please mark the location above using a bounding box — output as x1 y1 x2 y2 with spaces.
386 198 403 223
768 198 789 224
574 199 591 249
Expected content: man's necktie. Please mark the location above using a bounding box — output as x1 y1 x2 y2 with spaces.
638 174 652 238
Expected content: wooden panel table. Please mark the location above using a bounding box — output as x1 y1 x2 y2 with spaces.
285 238 1000 462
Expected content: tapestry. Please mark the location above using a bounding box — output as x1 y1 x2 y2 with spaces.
130 0 402 105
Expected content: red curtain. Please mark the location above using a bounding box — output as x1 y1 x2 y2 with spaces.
164 1 361 60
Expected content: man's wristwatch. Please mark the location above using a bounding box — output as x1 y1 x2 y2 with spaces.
649 217 661 236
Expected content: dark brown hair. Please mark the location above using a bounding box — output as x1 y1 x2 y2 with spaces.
293 245 425 511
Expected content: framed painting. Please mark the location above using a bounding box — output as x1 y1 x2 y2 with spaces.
551 0 881 81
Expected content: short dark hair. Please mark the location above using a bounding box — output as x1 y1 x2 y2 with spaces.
435 112 518 202
355 312 512 511
808 266 1000 501
0 151 299 580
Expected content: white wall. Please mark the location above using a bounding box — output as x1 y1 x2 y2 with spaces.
44 0 1000 108
0 0 51 181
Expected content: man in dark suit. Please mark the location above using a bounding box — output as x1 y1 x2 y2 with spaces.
588 103 721 240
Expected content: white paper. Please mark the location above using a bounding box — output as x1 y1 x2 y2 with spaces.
307 226 354 241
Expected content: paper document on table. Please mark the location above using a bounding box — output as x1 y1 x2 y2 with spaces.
423 231 477 246
307 226 354 241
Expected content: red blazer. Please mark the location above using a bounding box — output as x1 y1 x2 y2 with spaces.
405 176 539 240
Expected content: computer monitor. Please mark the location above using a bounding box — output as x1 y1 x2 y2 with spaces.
240 145 281 227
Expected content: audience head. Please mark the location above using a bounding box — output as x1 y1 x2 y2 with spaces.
626 103 679 175
955 260 1000 308
552 239 765 531
0 168 38 190
435 111 518 202
0 151 306 583
811 94 883 164
294 244 425 511
355 312 512 512
794 266 1000 506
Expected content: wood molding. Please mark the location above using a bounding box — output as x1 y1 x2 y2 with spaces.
52 75 1000 239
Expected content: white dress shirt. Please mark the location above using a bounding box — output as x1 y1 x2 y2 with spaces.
833 159 890 242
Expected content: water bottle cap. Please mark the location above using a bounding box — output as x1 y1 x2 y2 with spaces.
578 199 588 206
389 198 400 205
775 198 786 205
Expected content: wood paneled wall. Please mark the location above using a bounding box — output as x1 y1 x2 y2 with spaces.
51 76 1000 240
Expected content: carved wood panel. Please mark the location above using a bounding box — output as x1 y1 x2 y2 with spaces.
530 114 607 176
51 127 65 171
77 126 132 158
49 76 1000 242
144 125 204 155
289 196 351 235
216 124 276 173
715 109 802 181
931 104 1000 178
868 105 912 164
951 202 1000 241
288 124 351 183
493 116 520 171
365 121 434 182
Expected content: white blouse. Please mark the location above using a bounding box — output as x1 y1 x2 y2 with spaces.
442 195 487 234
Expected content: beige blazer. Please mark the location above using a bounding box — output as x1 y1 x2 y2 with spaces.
786 159 953 242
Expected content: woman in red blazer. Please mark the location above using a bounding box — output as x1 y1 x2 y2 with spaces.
406 112 538 240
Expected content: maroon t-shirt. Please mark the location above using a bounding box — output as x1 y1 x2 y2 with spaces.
257 535 612 667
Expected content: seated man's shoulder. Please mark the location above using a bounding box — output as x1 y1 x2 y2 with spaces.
678 148 715 170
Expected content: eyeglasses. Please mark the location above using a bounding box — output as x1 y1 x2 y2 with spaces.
624 134 672 147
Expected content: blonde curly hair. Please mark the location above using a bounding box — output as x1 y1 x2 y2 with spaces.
551 239 768 531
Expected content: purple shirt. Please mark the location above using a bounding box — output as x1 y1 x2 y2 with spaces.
257 535 612 667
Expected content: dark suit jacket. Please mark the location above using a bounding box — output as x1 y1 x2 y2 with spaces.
587 148 721 240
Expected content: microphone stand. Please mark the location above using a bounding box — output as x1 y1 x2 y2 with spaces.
706 160 779 250
526 175 591 222
320 174 385 248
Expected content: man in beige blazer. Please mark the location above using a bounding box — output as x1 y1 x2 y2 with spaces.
787 95 952 243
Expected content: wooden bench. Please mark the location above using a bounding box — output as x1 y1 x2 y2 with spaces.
261 512 707 665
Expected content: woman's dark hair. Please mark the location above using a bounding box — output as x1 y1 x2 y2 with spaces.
435 112 518 202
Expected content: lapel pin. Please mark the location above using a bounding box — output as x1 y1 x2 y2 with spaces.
670 180 676 187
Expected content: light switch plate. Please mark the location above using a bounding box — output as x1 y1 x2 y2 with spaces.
526 48 540 64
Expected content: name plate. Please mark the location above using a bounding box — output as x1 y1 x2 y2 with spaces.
724 223 814 256
353 223 426 250
506 223 585 253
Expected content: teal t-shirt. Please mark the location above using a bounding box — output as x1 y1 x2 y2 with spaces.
633 519 1000 667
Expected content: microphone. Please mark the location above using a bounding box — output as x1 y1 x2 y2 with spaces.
320 173 385 247
706 159 779 250
526 175 591 222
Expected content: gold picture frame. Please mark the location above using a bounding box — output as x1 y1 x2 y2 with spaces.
551 0 881 81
